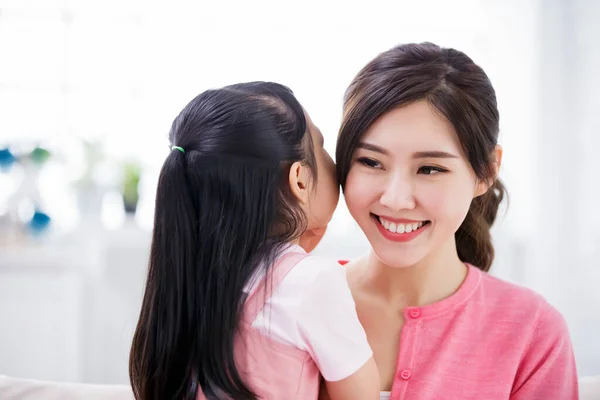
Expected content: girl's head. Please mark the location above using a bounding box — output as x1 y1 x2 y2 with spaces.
129 82 337 400
337 42 504 272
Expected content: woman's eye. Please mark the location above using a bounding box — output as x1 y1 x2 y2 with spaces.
357 157 381 169
418 166 447 175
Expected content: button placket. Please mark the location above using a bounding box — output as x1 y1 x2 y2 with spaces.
391 309 422 399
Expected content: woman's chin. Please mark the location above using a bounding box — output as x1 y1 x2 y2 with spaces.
370 247 426 270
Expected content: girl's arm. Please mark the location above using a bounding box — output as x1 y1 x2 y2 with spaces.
322 357 379 400
297 260 379 400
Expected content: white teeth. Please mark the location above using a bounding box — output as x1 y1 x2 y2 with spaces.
380 218 390 230
378 217 425 234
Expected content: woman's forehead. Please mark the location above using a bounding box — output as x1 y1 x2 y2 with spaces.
361 101 462 155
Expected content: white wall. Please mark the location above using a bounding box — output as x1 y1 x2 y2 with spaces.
532 0 600 375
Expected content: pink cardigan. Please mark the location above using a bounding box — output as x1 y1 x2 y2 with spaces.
339 262 579 400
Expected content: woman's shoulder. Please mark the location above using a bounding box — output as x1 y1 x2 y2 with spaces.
475 267 567 329
477 268 545 302
475 271 578 396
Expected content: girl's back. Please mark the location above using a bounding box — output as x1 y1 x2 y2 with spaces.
225 245 376 399
207 251 320 399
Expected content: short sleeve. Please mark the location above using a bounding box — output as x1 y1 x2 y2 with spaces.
296 262 373 382
510 302 579 400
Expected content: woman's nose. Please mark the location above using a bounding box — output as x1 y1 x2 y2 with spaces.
379 175 416 211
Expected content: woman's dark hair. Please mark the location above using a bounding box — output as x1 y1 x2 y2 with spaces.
337 42 505 272
129 82 316 400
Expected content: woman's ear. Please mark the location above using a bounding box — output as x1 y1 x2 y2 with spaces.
474 144 503 197
289 161 310 204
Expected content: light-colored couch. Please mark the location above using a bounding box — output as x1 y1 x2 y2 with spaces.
1 375 599 399
0 376 134 400
580 376 600 399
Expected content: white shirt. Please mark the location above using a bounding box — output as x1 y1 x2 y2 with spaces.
244 244 372 382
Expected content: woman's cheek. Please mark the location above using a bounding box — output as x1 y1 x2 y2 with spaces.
344 172 376 209
417 180 474 230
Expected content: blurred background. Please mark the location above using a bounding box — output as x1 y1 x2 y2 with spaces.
0 0 598 385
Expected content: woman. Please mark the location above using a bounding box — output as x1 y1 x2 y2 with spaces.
322 42 578 399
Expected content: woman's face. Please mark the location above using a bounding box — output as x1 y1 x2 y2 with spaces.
343 100 488 268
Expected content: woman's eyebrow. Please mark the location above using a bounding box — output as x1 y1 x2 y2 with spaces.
357 142 458 159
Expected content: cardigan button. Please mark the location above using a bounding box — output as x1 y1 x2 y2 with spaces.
400 369 412 380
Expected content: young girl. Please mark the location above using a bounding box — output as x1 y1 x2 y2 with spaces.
129 82 379 400
321 42 579 399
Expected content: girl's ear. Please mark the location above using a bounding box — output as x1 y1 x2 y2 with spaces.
288 161 310 204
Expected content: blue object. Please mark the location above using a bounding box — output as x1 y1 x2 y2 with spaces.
0 148 16 171
28 210 51 233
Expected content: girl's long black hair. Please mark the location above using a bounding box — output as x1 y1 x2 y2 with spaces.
129 82 316 400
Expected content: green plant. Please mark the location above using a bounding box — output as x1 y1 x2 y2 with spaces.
122 161 141 213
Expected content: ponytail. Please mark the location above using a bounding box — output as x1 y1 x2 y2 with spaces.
130 150 197 399
455 178 506 272
129 150 297 400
